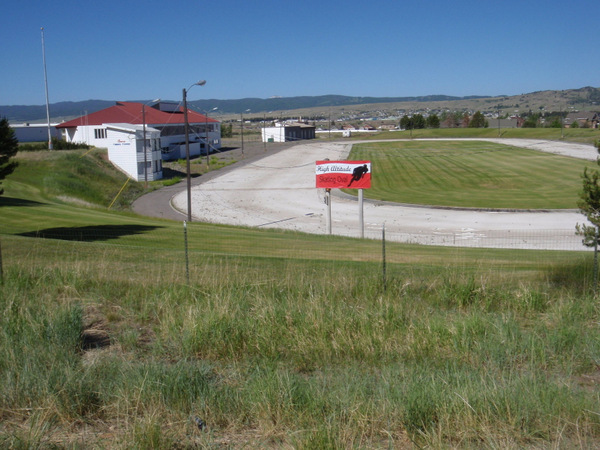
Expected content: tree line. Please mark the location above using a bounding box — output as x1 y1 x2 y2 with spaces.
399 111 489 129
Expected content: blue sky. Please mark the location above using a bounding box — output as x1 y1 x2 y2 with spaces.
2 0 598 105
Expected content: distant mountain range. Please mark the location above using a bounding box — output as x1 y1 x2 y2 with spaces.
2 88 599 123
0 94 490 123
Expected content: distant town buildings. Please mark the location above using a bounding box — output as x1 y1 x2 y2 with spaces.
564 112 599 128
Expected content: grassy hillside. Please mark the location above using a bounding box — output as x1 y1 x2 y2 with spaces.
1 138 600 447
6 149 144 208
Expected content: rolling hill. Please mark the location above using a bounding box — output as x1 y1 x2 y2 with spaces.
2 86 599 123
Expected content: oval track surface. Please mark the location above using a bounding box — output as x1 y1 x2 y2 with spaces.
171 139 597 250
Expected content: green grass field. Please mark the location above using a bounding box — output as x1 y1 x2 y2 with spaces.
1 131 600 447
346 140 596 209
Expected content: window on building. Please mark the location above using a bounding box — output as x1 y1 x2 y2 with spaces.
94 128 106 139
138 139 151 153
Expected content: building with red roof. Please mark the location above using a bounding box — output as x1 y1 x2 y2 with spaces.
56 101 221 182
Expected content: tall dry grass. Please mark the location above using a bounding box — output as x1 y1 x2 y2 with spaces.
1 238 599 447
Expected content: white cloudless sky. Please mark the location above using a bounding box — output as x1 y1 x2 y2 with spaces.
1 0 598 105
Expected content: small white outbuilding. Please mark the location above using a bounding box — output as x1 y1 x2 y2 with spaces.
10 123 61 142
105 124 162 182
262 123 316 143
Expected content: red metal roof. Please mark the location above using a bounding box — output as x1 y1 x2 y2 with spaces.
56 101 218 128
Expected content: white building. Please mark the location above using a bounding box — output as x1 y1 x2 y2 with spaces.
105 124 162 182
10 123 61 142
262 122 316 143
56 101 221 181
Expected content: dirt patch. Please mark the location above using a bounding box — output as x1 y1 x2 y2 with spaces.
81 305 111 350
575 368 600 392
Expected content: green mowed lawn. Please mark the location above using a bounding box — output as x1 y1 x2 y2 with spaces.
347 140 595 209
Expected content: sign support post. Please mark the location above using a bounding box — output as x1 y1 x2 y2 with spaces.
326 188 332 235
359 189 364 238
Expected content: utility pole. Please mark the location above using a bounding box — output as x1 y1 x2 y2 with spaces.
240 112 244 157
142 104 148 188
183 88 192 222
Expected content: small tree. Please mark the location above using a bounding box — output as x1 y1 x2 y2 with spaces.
400 115 413 130
412 114 426 129
426 113 440 129
548 117 562 128
577 170 600 242
441 111 460 128
221 123 233 138
468 111 487 128
522 113 539 128
576 141 600 290
461 112 470 128
0 117 19 196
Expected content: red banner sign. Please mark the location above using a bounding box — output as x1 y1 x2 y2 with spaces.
316 160 371 189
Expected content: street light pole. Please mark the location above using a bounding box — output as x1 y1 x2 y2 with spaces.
263 113 267 152
205 111 209 167
143 104 148 188
183 80 206 222
205 107 217 166
183 88 192 222
241 108 250 157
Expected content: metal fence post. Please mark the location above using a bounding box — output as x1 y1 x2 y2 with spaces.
0 237 3 284
382 224 387 291
594 227 599 296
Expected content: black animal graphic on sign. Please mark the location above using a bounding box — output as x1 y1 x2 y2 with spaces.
347 164 369 187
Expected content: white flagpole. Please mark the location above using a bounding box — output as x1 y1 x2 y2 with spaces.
41 27 53 150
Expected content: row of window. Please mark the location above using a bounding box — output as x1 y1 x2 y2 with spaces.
137 139 158 153
137 160 163 176
155 124 217 136
94 128 107 139
93 125 218 140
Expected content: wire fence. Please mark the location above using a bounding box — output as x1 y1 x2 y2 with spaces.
363 227 588 251
1 224 595 293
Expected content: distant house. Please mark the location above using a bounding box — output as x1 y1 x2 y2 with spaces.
261 123 316 143
565 112 599 128
10 123 61 142
56 101 221 182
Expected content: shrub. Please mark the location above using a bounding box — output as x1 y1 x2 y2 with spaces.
19 138 90 151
